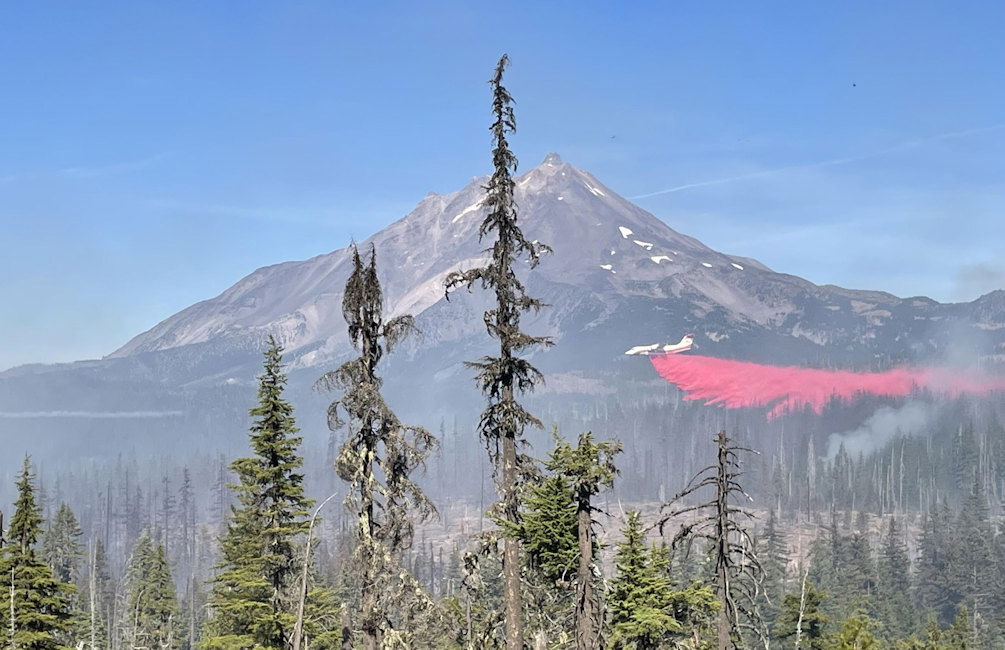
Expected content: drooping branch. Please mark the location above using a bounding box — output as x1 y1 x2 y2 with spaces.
659 430 768 649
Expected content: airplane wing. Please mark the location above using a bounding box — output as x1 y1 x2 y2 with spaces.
623 345 663 355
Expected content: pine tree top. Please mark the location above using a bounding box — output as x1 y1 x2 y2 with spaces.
10 455 44 553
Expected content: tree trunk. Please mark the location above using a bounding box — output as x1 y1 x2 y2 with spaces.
715 431 734 650
341 606 353 650
362 435 382 650
502 425 523 650
576 494 595 650
89 543 98 650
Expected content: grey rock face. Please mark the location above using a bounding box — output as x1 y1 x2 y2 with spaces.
3 155 1003 424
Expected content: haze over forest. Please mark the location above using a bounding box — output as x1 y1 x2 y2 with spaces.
2 4 1005 650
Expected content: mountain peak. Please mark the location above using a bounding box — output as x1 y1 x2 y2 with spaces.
541 152 563 166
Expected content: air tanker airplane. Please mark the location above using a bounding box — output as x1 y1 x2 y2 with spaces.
624 333 695 356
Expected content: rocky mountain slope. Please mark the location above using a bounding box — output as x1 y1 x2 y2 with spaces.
2 154 1003 441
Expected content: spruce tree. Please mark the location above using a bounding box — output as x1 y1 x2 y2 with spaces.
548 432 621 649
830 614 878 650
519 474 578 586
444 53 552 650
0 456 73 650
203 337 314 650
774 579 828 650
317 245 437 649
608 512 716 650
758 509 789 628
123 534 177 649
877 517 915 639
42 504 82 585
950 477 993 626
916 507 953 624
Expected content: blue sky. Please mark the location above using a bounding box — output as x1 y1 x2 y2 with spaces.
1 2 1003 370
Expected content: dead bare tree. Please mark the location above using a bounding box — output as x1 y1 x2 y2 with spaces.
660 430 767 650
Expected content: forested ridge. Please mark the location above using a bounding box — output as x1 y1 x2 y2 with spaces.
3 57 1005 649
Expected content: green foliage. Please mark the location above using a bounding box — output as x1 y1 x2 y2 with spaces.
124 534 178 649
519 474 578 585
775 578 829 649
0 456 74 650
809 515 878 623
203 338 315 649
828 613 878 649
917 482 995 630
757 508 789 625
608 512 716 649
42 504 82 585
876 517 916 639
518 432 622 586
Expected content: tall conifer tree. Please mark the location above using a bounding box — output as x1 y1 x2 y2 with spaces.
548 432 621 649
42 504 82 585
123 534 177 649
203 337 313 649
876 517 914 639
608 512 716 649
445 53 552 650
1 456 74 650
317 245 437 649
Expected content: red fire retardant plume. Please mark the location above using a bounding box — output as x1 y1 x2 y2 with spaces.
649 354 1005 419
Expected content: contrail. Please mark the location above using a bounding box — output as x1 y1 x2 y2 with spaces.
630 124 1005 200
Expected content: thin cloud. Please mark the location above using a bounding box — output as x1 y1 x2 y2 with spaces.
0 152 169 185
631 124 1005 200
149 198 343 226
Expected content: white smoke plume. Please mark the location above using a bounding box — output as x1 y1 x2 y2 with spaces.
826 401 935 458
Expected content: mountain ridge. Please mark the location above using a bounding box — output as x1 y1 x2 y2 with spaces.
5 154 1005 393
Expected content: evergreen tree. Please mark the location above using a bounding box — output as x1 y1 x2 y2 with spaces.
829 614 878 650
547 432 621 649
877 517 915 639
608 512 716 649
203 337 314 650
444 54 552 650
123 534 177 649
317 245 437 649
519 474 578 586
0 456 74 650
774 578 828 650
950 478 993 626
758 509 789 628
809 520 878 623
917 507 953 624
42 504 82 585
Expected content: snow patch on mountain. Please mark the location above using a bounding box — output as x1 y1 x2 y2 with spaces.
451 203 482 223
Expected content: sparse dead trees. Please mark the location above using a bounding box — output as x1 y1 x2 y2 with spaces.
317 244 437 649
661 430 767 649
445 53 552 650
